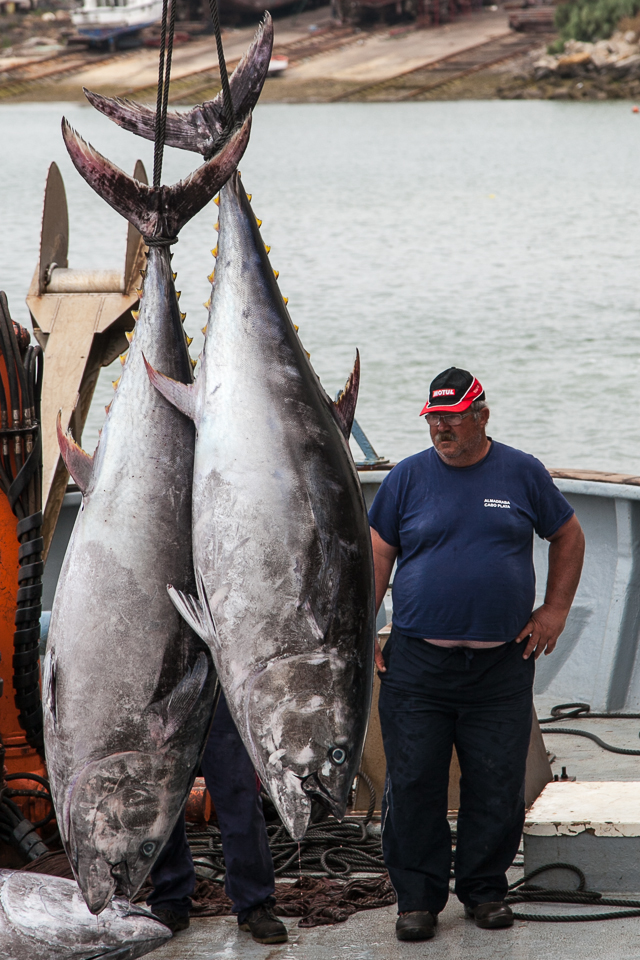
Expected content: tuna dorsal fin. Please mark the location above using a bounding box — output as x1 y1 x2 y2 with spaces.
56 411 94 494
168 572 219 649
83 14 273 161
61 117 251 241
143 355 200 422
148 652 208 745
330 350 360 440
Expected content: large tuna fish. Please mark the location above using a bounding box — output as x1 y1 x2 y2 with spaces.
146 172 376 840
0 869 170 959
42 26 271 914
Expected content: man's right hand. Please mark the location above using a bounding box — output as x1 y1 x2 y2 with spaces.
375 637 386 672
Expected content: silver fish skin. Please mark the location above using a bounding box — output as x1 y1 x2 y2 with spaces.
0 869 170 960
43 121 252 914
147 173 376 841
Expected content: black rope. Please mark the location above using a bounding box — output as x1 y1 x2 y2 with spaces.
506 863 640 921
153 0 176 187
540 702 640 755
0 766 54 860
187 772 384 883
207 0 234 131
540 703 640 722
543 728 640 756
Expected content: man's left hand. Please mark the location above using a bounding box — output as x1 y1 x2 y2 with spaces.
515 604 568 660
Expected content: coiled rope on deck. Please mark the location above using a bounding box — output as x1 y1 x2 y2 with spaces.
187 771 384 882
540 702 640 755
506 863 640 922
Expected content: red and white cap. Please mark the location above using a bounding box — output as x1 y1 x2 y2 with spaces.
419 367 485 416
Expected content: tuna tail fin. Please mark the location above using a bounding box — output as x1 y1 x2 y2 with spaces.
330 350 360 440
56 411 94 494
61 116 251 241
83 14 273 161
168 572 218 649
147 652 208 745
143 354 200 422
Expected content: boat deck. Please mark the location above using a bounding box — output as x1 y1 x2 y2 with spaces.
149 697 640 959
150 891 640 960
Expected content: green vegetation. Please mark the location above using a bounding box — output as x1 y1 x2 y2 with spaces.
555 0 640 42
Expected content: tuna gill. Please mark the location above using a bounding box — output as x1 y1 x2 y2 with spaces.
146 172 376 840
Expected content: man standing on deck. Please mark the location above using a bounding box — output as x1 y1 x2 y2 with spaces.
147 691 288 946
369 367 585 942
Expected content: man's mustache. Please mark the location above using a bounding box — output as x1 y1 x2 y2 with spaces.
436 432 457 443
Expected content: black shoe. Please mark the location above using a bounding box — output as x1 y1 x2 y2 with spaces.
395 910 437 941
464 901 514 929
238 903 288 944
150 907 190 933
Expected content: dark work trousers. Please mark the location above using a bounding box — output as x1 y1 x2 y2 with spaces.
148 691 275 923
378 627 534 915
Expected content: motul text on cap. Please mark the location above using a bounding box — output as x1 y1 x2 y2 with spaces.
420 367 485 416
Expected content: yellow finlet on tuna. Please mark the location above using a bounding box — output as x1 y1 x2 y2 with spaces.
208 270 215 283
186 335 193 346
247 193 252 201
265 245 271 253
283 297 289 305
176 291 181 300
180 312 186 322
202 325 207 335
203 298 211 309
119 354 127 366
211 246 218 257
256 219 262 228
214 222 219 232
214 196 220 206
104 403 111 415
294 324 299 332
172 272 177 280
190 357 197 369
112 377 120 390
131 310 140 321
136 289 143 298
273 270 279 279
126 330 134 343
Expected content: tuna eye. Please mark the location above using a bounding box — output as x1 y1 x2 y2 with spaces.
328 747 347 766
141 841 157 858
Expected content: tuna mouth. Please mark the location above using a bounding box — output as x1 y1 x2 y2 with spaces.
110 859 133 898
300 771 346 821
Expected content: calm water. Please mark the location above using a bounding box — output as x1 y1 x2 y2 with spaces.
1 100 640 471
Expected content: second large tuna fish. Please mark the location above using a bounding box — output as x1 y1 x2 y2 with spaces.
43 24 271 914
147 173 376 840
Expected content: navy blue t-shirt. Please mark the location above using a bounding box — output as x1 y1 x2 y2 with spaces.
368 441 574 643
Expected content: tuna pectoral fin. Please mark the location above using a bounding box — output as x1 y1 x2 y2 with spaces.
61 117 251 240
143 355 199 421
83 15 273 161
56 411 94 494
330 350 360 440
148 652 208 745
168 574 218 648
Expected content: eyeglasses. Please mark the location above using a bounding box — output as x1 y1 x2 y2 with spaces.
424 411 473 427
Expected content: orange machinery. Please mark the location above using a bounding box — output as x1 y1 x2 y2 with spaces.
0 294 51 865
